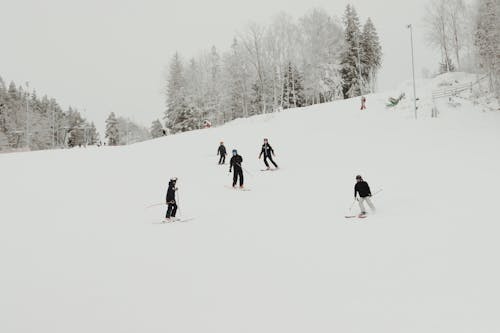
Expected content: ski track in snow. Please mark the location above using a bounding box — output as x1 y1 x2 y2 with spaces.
1 73 500 332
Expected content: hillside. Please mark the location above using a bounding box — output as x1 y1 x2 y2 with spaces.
1 73 499 333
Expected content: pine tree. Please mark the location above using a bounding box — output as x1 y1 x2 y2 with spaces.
88 122 100 145
282 62 305 109
164 52 191 134
360 18 382 92
221 38 251 120
340 5 364 98
150 119 164 138
105 112 119 146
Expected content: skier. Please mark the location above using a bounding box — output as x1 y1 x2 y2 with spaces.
229 149 244 188
360 96 367 110
217 141 227 165
354 175 375 215
258 138 278 170
165 177 178 221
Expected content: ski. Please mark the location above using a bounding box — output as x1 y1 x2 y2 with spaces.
224 185 251 191
345 214 367 219
153 217 195 224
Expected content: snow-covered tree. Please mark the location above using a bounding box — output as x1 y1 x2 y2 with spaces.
299 8 344 103
340 5 364 98
105 112 119 146
475 0 500 97
221 38 252 120
117 117 151 145
282 62 305 109
87 122 100 145
151 119 164 138
164 52 189 133
360 18 382 92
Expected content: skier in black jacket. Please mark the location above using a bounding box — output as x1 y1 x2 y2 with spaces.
354 175 375 215
217 141 227 165
258 138 278 170
165 177 178 221
229 149 244 188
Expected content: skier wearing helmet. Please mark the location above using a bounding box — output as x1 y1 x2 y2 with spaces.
229 149 244 188
354 175 375 215
258 138 278 170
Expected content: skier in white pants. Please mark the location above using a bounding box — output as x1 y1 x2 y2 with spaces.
354 175 375 215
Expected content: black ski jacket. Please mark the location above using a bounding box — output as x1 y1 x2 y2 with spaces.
259 143 274 158
166 181 176 202
218 145 227 156
354 181 371 198
230 154 243 171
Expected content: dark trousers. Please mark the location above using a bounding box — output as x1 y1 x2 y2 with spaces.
166 202 177 218
218 154 226 164
233 168 244 187
264 155 278 168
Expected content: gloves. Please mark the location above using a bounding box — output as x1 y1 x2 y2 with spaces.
229 169 232 173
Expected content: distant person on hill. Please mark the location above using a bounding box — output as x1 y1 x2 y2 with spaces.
165 177 178 222
217 141 227 165
229 149 244 188
354 175 375 215
258 138 278 170
360 96 367 110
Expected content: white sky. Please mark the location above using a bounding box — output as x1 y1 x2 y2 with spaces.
0 0 436 132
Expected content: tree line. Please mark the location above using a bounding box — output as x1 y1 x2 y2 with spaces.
0 76 154 152
164 6 382 134
423 0 499 97
0 77 99 152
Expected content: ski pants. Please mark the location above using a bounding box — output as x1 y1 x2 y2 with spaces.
233 168 244 187
358 196 375 213
166 202 177 218
264 155 278 168
218 154 226 164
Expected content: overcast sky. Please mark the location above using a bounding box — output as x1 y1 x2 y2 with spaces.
0 0 437 132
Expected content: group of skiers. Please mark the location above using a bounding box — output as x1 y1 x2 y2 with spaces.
217 138 279 189
164 138 375 222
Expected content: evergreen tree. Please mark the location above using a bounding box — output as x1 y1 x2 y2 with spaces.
88 122 100 145
164 52 189 134
151 119 164 138
282 62 305 109
360 18 382 92
105 112 119 146
340 5 364 98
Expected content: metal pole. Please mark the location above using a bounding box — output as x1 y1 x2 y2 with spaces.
408 24 417 120
25 82 30 148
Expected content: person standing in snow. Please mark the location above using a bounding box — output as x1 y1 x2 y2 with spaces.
354 175 375 215
360 96 367 110
165 177 178 221
217 141 227 165
258 138 278 170
229 149 244 188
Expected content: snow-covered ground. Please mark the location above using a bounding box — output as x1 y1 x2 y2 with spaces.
1 73 499 332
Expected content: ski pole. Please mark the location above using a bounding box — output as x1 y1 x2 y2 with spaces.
177 189 181 217
372 188 383 197
146 202 165 209
349 198 357 213
238 163 254 177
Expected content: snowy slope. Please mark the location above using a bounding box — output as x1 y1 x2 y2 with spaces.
1 73 500 333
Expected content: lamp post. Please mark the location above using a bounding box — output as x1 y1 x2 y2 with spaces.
407 24 417 120
25 82 30 148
